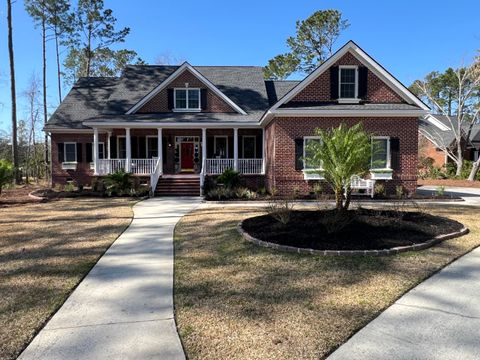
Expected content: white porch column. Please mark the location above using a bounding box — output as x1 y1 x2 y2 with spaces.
93 128 99 175
107 131 112 159
202 128 207 173
262 127 266 174
157 128 163 174
233 128 238 171
125 128 131 172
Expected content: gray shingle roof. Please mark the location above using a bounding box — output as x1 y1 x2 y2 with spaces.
280 103 421 111
419 114 480 148
265 80 301 105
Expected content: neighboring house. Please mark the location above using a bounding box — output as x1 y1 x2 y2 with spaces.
45 41 429 196
419 114 480 167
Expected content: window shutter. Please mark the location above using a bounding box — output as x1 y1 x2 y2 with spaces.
201 89 208 110
358 66 368 99
256 134 262 159
330 66 339 100
167 89 174 110
76 143 82 162
57 143 64 163
228 136 234 158
110 136 117 158
207 137 214 158
294 138 304 171
238 136 243 158
86 143 93 163
131 136 138 158
139 137 146 158
390 137 400 170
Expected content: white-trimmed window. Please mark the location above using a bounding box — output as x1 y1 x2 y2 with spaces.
242 135 256 158
339 66 358 101
371 136 391 169
174 88 200 110
214 136 228 158
64 142 77 163
303 136 322 170
117 136 126 159
146 136 158 158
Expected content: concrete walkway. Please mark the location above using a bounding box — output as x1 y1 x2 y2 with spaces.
417 185 480 206
19 197 201 360
328 246 480 360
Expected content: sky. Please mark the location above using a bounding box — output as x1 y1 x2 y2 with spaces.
0 0 479 133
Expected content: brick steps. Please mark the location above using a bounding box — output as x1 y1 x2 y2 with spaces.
155 177 200 196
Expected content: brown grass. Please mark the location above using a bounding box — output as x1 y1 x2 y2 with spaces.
0 198 134 360
418 179 480 188
174 205 480 360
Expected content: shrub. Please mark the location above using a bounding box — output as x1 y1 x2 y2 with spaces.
436 186 445 196
104 170 134 196
235 187 257 200
205 187 235 200
395 185 405 199
265 199 294 225
0 160 14 195
374 182 386 197
64 182 76 192
257 186 268 196
217 168 241 189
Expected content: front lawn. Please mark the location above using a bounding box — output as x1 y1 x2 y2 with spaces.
174 205 479 359
0 198 134 360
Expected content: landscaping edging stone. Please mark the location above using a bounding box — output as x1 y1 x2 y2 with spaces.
237 222 469 256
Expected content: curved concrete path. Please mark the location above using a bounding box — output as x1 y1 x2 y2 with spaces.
19 197 201 360
417 185 480 206
328 246 480 360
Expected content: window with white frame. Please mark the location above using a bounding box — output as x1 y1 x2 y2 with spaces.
64 142 77 162
146 136 158 158
371 137 390 169
339 66 358 99
242 136 256 158
174 88 200 110
117 136 126 158
303 136 322 170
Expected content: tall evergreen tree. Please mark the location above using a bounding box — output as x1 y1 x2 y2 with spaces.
7 0 20 184
264 10 349 79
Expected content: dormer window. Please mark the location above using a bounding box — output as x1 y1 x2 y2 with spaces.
174 88 201 111
338 66 359 103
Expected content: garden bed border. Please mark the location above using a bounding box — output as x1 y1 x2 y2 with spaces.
237 221 469 256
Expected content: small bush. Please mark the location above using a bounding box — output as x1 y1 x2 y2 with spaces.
265 199 294 225
217 168 241 189
395 185 405 199
0 160 14 195
104 170 134 196
257 186 268 196
436 186 445 196
64 182 76 192
374 182 386 197
205 187 235 200
235 187 258 200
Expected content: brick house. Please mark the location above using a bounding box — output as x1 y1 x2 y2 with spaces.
45 41 429 196
419 114 480 168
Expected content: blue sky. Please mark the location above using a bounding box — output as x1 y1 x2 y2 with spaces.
0 0 479 133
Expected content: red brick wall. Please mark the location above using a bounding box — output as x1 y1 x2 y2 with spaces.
288 51 405 104
137 69 236 113
51 132 102 186
265 117 418 195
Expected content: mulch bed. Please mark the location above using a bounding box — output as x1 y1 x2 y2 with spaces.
241 209 464 251
418 179 480 188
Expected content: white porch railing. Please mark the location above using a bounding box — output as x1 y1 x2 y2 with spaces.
98 159 126 175
205 158 235 175
97 159 156 175
238 159 263 174
205 158 263 175
150 158 162 193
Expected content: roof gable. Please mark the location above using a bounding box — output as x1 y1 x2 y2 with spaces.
126 62 247 115
268 41 429 112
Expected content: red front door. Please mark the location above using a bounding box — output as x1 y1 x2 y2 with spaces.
181 142 194 171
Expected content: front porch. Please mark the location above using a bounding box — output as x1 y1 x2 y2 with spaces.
91 127 265 185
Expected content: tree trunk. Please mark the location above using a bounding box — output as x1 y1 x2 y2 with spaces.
343 188 352 211
7 0 20 184
468 159 480 181
335 188 343 211
42 19 49 181
455 142 463 177
55 28 62 102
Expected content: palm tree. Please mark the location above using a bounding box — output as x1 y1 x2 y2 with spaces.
304 123 372 211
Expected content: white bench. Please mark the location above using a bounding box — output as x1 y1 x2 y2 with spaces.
349 175 375 198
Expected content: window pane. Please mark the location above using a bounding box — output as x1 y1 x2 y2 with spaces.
98 143 105 159
175 89 187 109
147 138 158 158
215 137 227 158
304 138 321 169
118 138 126 158
243 137 256 158
188 89 200 109
340 68 356 98
372 139 388 169
65 143 76 162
